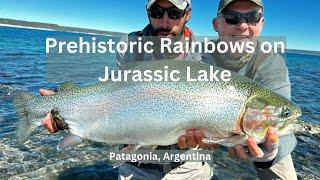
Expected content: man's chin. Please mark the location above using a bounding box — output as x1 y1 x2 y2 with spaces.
157 33 174 38
221 35 250 42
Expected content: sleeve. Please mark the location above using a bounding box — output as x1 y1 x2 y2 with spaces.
253 54 297 178
254 54 291 99
254 154 297 180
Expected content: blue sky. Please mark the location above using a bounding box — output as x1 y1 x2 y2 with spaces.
1 0 319 51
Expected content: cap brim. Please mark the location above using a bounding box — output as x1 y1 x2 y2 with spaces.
147 0 188 10
147 0 157 10
170 0 188 10
218 0 263 13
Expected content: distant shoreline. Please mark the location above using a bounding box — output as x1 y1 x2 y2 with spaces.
0 24 113 37
0 24 56 32
286 49 320 57
0 18 126 37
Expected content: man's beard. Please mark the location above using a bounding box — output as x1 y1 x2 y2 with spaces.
147 21 189 59
153 27 174 36
150 24 185 37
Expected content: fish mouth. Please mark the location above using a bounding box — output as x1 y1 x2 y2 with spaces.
42 109 69 134
292 113 301 120
285 108 302 122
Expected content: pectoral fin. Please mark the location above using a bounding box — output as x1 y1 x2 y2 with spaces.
120 144 141 154
111 145 141 168
57 134 83 151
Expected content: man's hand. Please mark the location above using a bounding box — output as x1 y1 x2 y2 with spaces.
229 127 279 163
39 89 56 133
39 89 55 96
42 113 57 133
177 129 219 149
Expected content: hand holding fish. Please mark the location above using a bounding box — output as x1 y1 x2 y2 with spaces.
177 129 219 149
229 127 279 163
39 89 57 134
177 127 279 164
39 88 55 96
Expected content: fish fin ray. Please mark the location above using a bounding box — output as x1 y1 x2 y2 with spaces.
150 145 158 151
120 144 141 153
202 135 247 147
112 162 123 168
111 145 141 168
57 134 83 151
202 137 226 144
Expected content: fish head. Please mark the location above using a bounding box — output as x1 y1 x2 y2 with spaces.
242 91 302 143
269 101 302 136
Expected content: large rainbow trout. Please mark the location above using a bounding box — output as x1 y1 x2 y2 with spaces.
12 60 301 150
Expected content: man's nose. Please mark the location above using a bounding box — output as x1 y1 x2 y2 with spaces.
237 19 249 31
159 12 171 28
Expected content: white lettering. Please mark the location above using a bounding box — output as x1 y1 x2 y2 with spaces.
45 38 57 53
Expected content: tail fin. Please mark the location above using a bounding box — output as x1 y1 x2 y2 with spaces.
12 91 38 145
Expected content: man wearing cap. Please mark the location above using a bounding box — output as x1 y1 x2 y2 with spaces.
116 0 201 67
200 0 298 179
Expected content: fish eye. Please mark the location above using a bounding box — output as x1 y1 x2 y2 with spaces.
281 107 291 117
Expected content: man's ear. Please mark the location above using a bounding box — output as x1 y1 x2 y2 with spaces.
185 8 192 22
261 17 265 27
212 18 219 32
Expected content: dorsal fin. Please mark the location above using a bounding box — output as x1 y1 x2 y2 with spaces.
58 82 80 91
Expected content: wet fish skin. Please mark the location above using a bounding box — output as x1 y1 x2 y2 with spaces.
12 60 301 148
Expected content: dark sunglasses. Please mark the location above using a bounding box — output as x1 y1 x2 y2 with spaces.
148 4 186 20
222 11 263 25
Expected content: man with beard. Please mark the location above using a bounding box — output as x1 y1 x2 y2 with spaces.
198 0 297 179
116 0 201 67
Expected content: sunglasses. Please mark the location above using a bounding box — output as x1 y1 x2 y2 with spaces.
148 4 186 20
222 11 263 25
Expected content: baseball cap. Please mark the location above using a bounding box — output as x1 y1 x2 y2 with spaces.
217 0 264 13
147 0 191 10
